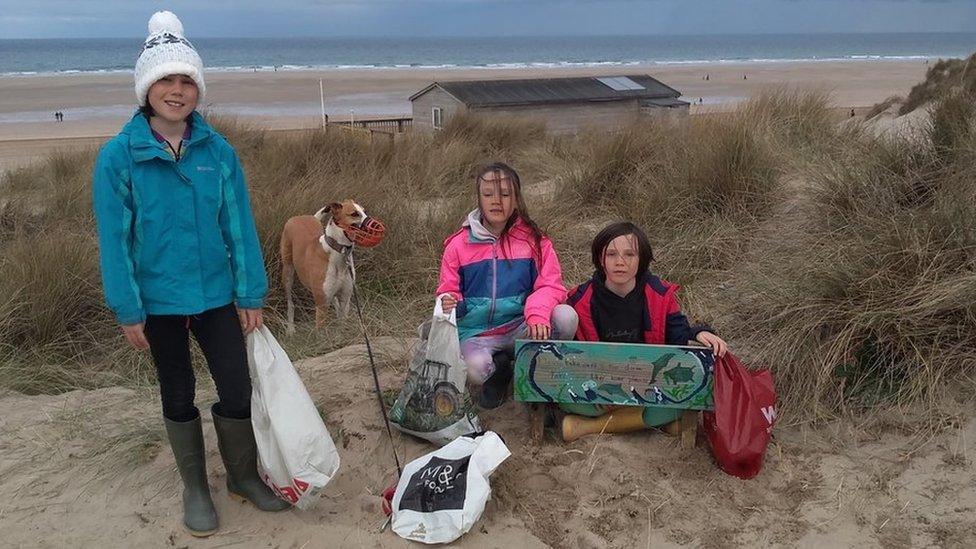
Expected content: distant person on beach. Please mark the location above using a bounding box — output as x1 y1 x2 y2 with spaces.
850 108 856 118
437 162 578 409
558 222 728 442
91 11 289 537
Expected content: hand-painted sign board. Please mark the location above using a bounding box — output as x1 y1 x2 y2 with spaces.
513 340 714 410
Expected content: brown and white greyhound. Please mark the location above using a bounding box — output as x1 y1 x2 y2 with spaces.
279 200 385 333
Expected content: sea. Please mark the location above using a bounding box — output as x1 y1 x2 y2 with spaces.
0 33 972 124
1 33 974 76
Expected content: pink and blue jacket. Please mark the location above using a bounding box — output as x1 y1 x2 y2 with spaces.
437 210 567 341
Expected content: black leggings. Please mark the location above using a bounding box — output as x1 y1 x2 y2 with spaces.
145 303 251 422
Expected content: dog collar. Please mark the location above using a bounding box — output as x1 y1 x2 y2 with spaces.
325 235 352 254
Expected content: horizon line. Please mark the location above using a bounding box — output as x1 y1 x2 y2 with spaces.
3 30 976 41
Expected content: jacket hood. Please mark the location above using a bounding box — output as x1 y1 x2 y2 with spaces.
462 209 534 244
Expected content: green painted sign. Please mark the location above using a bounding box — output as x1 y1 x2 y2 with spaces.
513 340 714 410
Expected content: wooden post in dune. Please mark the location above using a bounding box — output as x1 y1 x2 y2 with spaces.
319 79 326 130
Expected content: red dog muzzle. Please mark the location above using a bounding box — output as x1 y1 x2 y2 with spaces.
339 216 386 248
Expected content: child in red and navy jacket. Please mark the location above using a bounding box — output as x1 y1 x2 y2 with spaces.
561 221 728 440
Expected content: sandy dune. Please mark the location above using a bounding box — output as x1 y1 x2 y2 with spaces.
1 336 973 548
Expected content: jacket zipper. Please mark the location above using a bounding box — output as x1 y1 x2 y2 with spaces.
171 139 191 183
487 242 498 326
165 139 182 162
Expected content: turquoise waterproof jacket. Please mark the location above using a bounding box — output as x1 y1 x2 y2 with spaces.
92 111 266 325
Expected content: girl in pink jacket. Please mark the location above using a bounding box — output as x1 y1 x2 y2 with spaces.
438 162 578 408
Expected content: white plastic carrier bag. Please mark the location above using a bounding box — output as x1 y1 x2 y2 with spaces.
247 325 340 510
389 294 482 446
391 431 511 544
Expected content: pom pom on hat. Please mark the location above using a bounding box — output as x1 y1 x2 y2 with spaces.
148 11 185 37
134 11 205 107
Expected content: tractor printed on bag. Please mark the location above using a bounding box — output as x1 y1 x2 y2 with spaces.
405 359 462 418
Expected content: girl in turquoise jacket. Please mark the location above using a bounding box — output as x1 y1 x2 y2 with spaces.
91 11 288 537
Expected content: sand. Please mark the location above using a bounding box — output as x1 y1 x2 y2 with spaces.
1 336 973 548
0 59 931 172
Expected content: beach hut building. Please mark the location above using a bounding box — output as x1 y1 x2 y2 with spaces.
409 74 689 134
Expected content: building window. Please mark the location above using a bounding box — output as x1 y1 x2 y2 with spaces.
432 107 443 130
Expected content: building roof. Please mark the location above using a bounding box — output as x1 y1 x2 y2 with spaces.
640 97 691 108
409 74 682 108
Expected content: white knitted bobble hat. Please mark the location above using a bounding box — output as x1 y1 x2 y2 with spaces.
134 11 205 106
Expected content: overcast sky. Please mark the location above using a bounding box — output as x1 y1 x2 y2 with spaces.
1 1 974 39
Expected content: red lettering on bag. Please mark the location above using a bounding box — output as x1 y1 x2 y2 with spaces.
279 486 299 503
261 470 312 503
262 473 290 501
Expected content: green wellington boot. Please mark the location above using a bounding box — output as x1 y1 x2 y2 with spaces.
211 405 292 512
163 415 219 537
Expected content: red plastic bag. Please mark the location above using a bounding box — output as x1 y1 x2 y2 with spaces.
703 353 777 479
